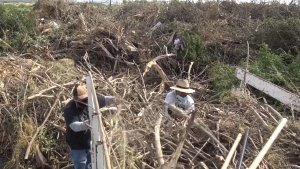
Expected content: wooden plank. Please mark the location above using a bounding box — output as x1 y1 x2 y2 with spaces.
235 67 300 112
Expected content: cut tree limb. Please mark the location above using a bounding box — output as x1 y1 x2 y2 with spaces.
160 137 193 159
79 13 89 32
152 63 170 85
49 122 66 133
142 53 175 90
99 43 134 65
35 144 47 168
154 114 164 167
200 162 209 169
260 103 283 120
188 62 194 83
166 103 229 156
143 53 175 77
161 104 198 169
28 81 77 100
249 106 268 126
161 94 228 169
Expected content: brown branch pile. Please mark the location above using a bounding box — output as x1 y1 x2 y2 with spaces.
0 54 299 169
1 1 300 169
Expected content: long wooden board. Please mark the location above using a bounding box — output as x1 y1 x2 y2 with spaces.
235 67 300 112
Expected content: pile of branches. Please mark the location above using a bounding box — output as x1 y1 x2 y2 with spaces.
1 1 300 169
0 54 299 169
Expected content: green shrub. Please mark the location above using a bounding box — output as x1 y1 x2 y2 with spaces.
180 29 205 61
239 44 300 111
248 44 300 94
0 4 35 33
250 18 300 52
0 4 37 52
249 44 285 81
207 62 239 92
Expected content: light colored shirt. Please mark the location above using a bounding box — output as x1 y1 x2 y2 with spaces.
104 96 115 106
165 90 194 115
69 119 90 132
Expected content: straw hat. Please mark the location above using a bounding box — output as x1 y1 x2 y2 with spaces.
170 79 195 93
73 85 88 100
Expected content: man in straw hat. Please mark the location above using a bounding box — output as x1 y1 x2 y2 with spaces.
63 84 119 169
164 79 195 126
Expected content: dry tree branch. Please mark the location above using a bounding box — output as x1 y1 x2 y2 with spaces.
99 107 118 112
166 102 228 156
105 38 119 51
142 54 174 93
167 31 176 45
61 164 74 169
192 64 209 81
263 107 279 124
260 103 283 120
113 54 119 74
160 137 193 159
164 102 205 168
109 105 123 169
154 114 164 167
249 106 268 126
216 119 221 146
188 62 194 83
162 93 227 168
27 81 77 100
143 162 155 169
35 144 47 168
48 122 66 133
153 63 170 87
134 61 147 102
24 91 63 159
99 43 134 65
143 53 175 77
142 53 176 94
79 13 89 32
190 138 211 166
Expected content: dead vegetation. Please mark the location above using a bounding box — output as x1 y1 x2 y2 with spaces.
1 54 300 169
0 0 300 169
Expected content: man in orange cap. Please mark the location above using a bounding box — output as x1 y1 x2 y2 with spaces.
63 84 118 169
164 79 195 126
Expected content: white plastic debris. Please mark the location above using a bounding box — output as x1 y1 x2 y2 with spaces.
50 21 59 29
150 22 162 31
145 22 162 36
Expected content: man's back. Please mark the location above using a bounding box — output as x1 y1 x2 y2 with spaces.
63 100 91 150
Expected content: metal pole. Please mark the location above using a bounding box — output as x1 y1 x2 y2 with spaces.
237 127 250 169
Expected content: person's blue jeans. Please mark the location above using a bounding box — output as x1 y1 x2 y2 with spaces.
70 149 91 169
